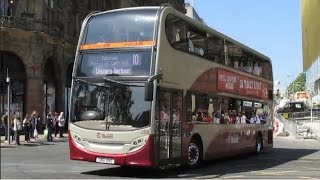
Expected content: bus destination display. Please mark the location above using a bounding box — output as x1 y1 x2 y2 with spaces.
80 51 151 76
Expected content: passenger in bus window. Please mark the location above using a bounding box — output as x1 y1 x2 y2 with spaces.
240 61 244 71
234 60 239 69
213 111 220 124
243 60 253 73
191 112 197 122
172 109 180 126
236 112 241 123
223 112 230 124
195 111 203 122
250 112 257 124
240 112 247 124
253 62 261 76
255 112 261 124
229 110 237 124
160 106 169 128
202 111 212 124
260 112 267 124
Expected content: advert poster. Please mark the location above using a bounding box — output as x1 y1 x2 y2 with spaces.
217 68 270 100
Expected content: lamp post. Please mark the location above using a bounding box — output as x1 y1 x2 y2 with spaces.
6 68 10 145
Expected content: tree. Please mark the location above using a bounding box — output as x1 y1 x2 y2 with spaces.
287 73 306 95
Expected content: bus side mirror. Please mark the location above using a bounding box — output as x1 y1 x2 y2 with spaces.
145 81 154 101
144 72 163 101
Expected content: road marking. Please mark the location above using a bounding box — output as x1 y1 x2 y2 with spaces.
299 176 313 179
257 170 297 176
222 175 245 179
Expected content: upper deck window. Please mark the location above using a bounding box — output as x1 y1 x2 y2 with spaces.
82 9 157 49
164 13 272 81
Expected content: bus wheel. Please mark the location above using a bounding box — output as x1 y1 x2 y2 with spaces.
188 141 202 167
255 135 263 154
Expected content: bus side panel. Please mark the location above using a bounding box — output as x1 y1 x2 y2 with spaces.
69 132 157 167
262 128 273 151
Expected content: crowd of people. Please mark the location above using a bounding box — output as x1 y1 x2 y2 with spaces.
1 110 65 145
188 109 268 125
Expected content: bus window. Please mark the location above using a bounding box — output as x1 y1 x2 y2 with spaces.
225 40 242 68
165 14 187 51
82 9 157 45
261 61 272 80
186 25 206 57
207 34 224 64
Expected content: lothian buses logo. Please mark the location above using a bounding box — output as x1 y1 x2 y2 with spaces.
97 132 113 139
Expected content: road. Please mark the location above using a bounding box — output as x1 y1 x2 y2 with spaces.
1 137 320 179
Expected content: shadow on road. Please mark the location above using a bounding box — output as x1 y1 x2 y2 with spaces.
82 148 319 178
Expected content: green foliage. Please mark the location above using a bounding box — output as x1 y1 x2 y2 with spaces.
287 72 306 95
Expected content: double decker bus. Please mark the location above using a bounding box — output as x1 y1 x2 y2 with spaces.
69 5 274 168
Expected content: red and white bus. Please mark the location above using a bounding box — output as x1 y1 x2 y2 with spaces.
69 5 274 168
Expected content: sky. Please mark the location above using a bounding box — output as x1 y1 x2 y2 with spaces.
189 0 302 92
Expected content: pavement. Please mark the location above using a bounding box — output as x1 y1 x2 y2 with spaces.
0 133 69 148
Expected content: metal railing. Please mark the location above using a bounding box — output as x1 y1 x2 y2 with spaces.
278 113 320 140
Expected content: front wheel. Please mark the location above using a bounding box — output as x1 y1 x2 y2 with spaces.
187 141 202 167
255 135 263 154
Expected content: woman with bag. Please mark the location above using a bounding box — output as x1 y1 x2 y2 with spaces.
13 116 22 145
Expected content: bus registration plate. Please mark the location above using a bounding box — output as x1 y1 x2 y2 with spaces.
96 157 115 164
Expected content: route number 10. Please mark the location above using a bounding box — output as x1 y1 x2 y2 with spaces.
132 54 141 66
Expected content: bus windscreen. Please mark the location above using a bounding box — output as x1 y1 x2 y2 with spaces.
82 9 157 46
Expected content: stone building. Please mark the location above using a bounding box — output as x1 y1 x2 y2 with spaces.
0 0 185 125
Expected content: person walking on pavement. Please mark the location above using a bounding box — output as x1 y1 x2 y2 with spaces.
54 112 59 138
13 116 22 145
23 114 31 142
30 110 40 140
46 112 53 141
57 112 65 138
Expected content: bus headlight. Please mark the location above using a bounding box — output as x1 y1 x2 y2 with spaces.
128 136 149 152
71 132 84 148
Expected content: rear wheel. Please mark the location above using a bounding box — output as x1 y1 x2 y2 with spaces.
187 140 202 167
255 135 263 154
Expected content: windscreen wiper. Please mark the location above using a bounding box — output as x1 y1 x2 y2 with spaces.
74 78 111 87
103 76 129 86
103 76 143 87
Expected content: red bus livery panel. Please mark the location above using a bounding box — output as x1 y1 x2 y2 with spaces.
69 132 156 167
217 68 271 100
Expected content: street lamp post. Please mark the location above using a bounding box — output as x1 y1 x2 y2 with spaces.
6 68 10 145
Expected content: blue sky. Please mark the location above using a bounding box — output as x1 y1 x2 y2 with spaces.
190 0 302 91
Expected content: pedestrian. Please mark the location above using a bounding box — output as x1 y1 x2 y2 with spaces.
53 112 59 138
2 112 9 142
57 112 65 138
23 114 31 142
30 110 38 140
13 116 22 145
46 112 53 141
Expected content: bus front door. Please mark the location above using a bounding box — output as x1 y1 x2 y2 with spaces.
157 90 182 165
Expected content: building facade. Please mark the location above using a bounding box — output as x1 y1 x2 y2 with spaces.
301 0 320 97
0 0 185 125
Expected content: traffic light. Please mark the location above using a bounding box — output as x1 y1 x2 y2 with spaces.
12 88 17 102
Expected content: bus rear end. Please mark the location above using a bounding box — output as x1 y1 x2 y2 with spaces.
69 7 159 168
